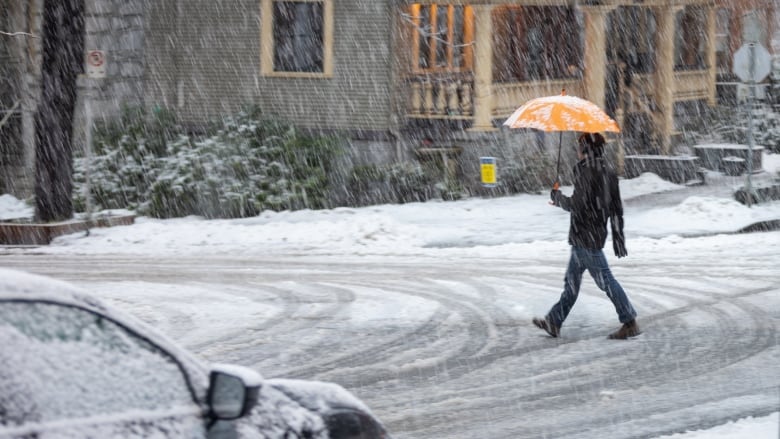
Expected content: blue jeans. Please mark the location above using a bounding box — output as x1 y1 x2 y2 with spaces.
547 246 637 327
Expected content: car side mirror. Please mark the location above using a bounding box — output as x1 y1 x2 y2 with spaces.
207 364 262 420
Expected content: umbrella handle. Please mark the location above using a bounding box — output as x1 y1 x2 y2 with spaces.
554 131 562 189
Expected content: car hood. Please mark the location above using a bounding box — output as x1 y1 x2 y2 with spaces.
237 378 385 438
265 379 375 415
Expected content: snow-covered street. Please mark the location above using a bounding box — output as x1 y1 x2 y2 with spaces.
1 160 779 438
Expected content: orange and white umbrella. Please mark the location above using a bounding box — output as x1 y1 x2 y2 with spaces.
503 91 620 133
503 90 619 188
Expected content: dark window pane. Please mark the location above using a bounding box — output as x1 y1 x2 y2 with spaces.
435 5 448 68
452 6 464 68
418 6 431 69
273 2 324 73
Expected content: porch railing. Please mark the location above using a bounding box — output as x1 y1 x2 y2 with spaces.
674 69 711 101
405 75 586 121
403 70 710 123
492 79 584 117
405 73 474 119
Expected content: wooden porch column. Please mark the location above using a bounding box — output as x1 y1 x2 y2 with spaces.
653 6 678 155
705 5 717 107
580 6 611 110
469 5 496 132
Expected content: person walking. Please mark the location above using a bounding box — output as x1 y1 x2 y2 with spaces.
532 132 640 339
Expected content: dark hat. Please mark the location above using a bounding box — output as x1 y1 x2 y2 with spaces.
577 132 606 158
577 132 605 149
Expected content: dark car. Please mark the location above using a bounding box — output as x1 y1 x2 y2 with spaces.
0 268 389 438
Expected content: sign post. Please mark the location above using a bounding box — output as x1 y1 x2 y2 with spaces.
732 42 771 207
84 50 107 221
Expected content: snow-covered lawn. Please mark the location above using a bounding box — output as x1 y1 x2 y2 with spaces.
2 151 779 438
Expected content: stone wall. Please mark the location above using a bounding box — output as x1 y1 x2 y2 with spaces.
254 0 396 133
0 0 36 198
142 0 397 134
81 0 146 117
143 0 260 124
0 0 148 198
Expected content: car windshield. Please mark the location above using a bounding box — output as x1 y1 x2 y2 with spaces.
0 300 196 427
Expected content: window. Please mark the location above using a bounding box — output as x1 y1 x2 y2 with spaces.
715 8 730 71
0 301 195 426
261 0 333 77
493 6 581 82
409 4 473 71
674 7 707 70
606 7 656 75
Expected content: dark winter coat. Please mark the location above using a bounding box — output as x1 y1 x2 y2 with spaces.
554 157 626 253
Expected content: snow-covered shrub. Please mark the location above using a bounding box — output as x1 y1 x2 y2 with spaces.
74 107 344 218
752 107 780 153
347 162 436 206
690 104 780 153
497 152 555 194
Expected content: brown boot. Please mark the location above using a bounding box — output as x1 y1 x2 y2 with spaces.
532 317 560 338
608 319 641 339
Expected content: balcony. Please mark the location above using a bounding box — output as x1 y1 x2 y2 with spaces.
405 73 474 120
674 69 711 101
404 74 585 122
403 69 712 125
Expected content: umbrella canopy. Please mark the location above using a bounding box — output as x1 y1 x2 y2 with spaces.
502 90 620 189
503 93 620 133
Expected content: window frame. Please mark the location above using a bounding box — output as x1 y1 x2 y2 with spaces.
410 4 474 73
714 8 730 71
260 0 334 78
674 6 707 71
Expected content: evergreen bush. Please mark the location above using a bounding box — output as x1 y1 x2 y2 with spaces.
74 106 564 218
497 152 555 194
691 103 780 153
346 162 436 206
74 107 345 218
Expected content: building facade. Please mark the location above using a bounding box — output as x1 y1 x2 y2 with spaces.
0 0 776 198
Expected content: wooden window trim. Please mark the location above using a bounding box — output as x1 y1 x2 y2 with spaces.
410 4 473 74
260 0 334 78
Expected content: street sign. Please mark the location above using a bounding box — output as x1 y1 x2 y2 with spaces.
86 49 106 79
741 10 765 44
733 43 771 83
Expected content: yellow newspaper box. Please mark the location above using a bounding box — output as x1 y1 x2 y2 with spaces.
480 157 496 187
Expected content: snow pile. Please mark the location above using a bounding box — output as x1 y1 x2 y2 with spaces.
0 194 32 220
620 173 683 200
655 412 778 439
629 195 780 237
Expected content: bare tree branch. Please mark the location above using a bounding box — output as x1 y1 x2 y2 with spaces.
399 12 474 49
0 31 39 38
0 101 21 131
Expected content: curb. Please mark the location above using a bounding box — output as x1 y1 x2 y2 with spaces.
737 219 780 233
0 214 135 245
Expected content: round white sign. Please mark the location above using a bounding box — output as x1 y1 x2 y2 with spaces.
86 50 106 79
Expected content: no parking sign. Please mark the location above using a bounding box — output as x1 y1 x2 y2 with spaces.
86 49 106 79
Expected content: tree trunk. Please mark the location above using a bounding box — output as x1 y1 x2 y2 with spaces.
34 0 85 222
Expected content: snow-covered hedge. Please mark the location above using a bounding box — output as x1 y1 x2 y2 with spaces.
73 107 344 218
692 103 780 154
346 162 437 206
